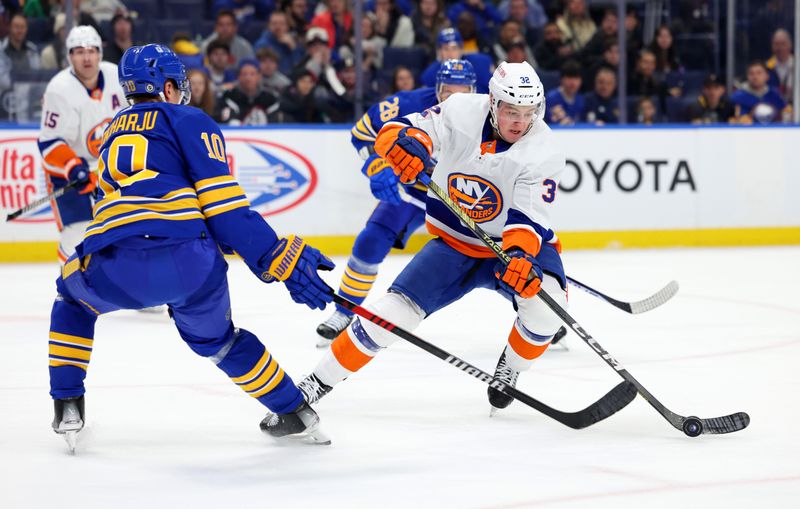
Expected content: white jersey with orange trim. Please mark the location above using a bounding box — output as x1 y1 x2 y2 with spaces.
38 62 126 178
401 93 565 258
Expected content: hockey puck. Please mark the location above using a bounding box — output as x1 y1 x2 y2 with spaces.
682 416 703 437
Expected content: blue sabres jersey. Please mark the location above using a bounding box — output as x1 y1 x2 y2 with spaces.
545 88 585 125
351 87 439 153
730 87 787 123
83 101 279 268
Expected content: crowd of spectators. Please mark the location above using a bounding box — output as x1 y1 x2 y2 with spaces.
0 0 795 125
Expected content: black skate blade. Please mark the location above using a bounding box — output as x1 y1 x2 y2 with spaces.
271 425 332 446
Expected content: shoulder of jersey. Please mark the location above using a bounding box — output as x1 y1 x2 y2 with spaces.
45 68 80 94
167 103 218 128
443 92 488 113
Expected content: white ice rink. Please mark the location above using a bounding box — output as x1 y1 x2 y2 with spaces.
1 246 799 508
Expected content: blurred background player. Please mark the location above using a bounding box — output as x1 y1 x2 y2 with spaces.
315 59 477 347
300 62 568 416
38 25 125 264
49 44 335 450
420 28 493 93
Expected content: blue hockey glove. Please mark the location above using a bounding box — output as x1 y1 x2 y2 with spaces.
362 155 402 204
262 235 335 310
65 157 96 195
494 250 543 299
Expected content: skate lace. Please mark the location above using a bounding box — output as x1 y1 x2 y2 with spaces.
298 374 329 404
494 354 519 385
323 311 352 331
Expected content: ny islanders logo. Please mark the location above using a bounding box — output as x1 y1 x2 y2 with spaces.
447 173 502 223
225 138 316 217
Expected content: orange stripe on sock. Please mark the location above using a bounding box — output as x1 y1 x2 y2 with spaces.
331 330 374 372
508 326 550 360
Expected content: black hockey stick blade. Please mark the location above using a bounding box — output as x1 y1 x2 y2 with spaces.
333 294 635 430
676 412 751 437
567 276 679 314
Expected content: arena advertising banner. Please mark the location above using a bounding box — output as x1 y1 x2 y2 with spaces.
1 125 798 256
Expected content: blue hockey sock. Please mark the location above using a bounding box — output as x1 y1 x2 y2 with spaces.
214 328 303 414
48 293 98 400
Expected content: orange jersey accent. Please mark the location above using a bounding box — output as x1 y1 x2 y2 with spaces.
502 228 542 257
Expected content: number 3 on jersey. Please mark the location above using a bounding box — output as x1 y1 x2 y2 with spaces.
98 133 157 194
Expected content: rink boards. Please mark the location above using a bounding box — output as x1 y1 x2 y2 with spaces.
1 124 798 261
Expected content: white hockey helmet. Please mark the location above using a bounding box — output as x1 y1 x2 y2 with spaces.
66 25 103 56
488 61 545 138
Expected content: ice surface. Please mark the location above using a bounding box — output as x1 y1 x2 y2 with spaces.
1 247 799 508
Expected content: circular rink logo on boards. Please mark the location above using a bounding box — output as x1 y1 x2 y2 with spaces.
224 138 317 217
446 173 502 223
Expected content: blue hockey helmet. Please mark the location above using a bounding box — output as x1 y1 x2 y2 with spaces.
435 59 476 102
118 44 191 105
437 27 463 48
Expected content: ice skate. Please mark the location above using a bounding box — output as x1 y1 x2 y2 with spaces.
487 352 519 417
52 396 85 454
315 310 353 348
260 401 331 445
549 326 569 351
297 373 333 404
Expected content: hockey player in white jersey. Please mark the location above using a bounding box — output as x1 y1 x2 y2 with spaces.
298 61 569 414
38 26 126 263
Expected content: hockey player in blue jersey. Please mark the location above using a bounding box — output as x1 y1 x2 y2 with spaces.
314 59 476 346
48 44 335 451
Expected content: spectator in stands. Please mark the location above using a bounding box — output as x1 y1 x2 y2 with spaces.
254 10 304 75
731 60 789 124
446 0 503 42
582 38 618 92
412 0 449 59
310 0 353 50
357 12 386 70
320 57 360 123
206 40 238 95
23 0 56 18
635 96 658 124
1 13 41 74
79 0 128 23
555 0 595 54
493 20 533 65
648 25 683 97
545 60 583 125
505 36 532 65
499 0 548 48
623 7 643 66
214 0 274 22
279 68 326 123
687 74 734 124
257 47 292 94
216 58 280 124
533 21 573 71
103 14 134 65
455 10 492 56
766 29 794 103
202 9 255 68
285 0 311 38
391 65 415 93
187 68 217 117
580 8 615 65
582 66 618 125
294 27 347 103
419 27 492 93
41 13 68 70
627 49 668 108
374 0 415 48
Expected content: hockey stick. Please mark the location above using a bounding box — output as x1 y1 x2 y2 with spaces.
418 172 749 436
6 180 80 222
332 294 637 430
566 276 679 314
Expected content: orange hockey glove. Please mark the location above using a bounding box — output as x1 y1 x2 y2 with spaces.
385 127 433 184
494 250 543 299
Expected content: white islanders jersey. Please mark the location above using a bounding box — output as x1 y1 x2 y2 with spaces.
401 93 565 258
39 61 126 178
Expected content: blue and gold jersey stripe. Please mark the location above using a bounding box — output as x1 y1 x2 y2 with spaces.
195 175 250 218
351 113 378 142
49 331 94 370
85 189 204 239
